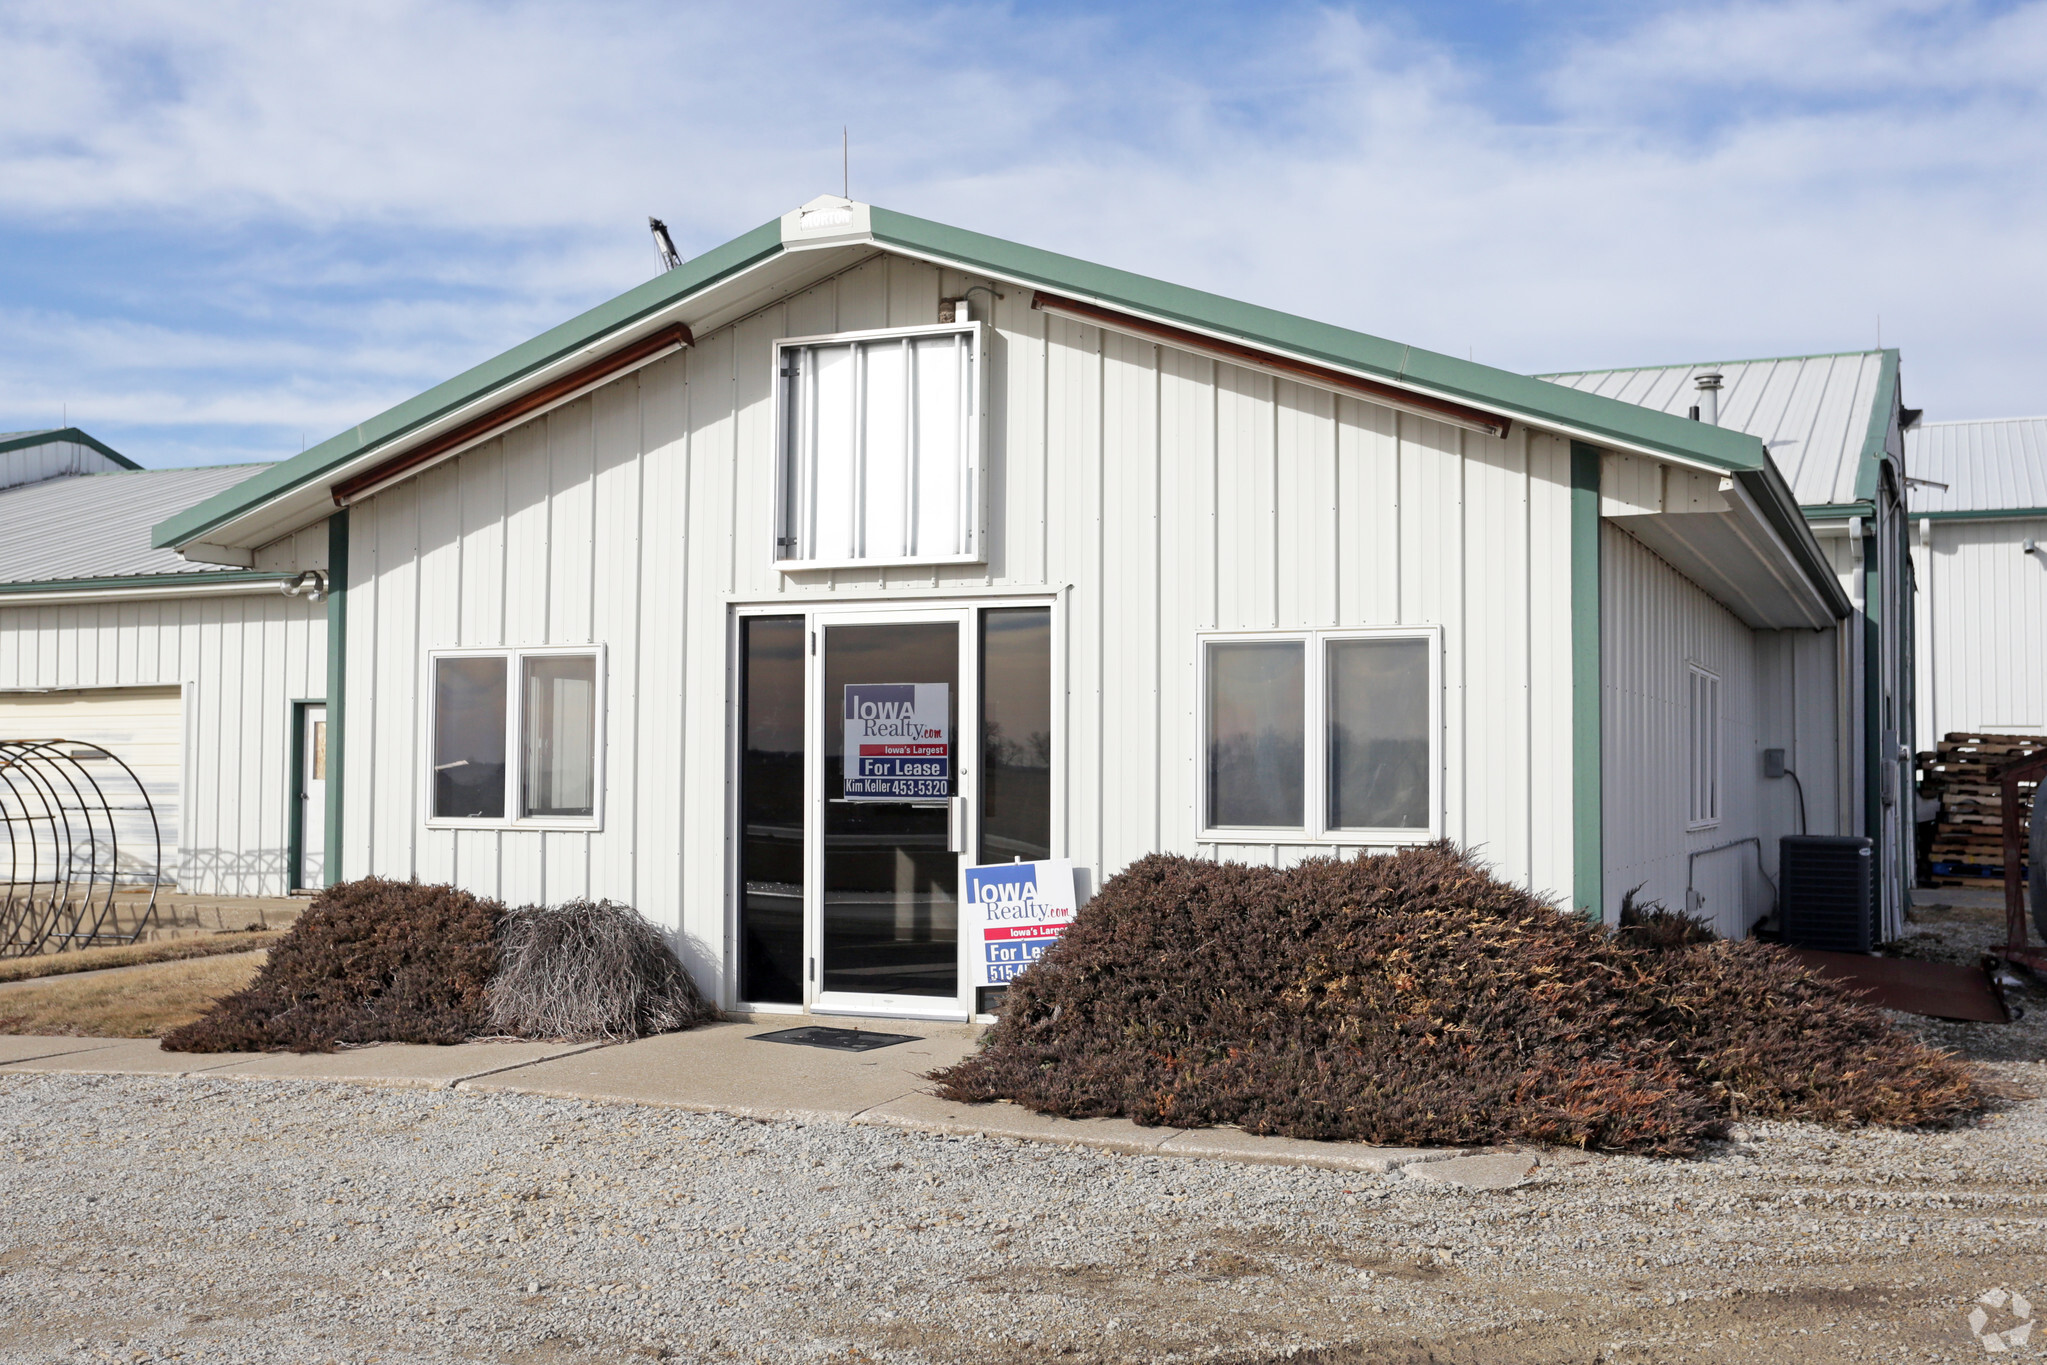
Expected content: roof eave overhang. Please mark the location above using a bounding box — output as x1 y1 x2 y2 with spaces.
151 220 799 554
155 203 1784 558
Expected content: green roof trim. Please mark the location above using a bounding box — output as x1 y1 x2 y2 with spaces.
869 207 1768 476
150 218 787 550
1853 349 1901 504
1803 501 1875 520
149 200 1841 614
0 427 140 470
0 569 287 595
1738 466 1852 619
1918 507 2047 523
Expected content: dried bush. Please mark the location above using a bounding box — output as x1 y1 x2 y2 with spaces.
162 878 502 1053
1614 885 1715 951
930 846 1983 1156
486 899 714 1041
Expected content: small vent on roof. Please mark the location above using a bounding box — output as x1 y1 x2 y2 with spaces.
1694 371 1724 426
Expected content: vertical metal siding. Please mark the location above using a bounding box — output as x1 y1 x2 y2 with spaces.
0 590 326 894
1915 516 2047 738
344 250 1581 980
1602 523 1798 937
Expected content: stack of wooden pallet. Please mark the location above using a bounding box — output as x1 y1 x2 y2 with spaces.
1918 733 2043 886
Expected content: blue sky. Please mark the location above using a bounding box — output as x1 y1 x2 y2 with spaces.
1 0 2042 469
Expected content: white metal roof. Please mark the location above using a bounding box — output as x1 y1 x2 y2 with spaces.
1904 417 2047 515
0 465 273 586
1539 351 1891 508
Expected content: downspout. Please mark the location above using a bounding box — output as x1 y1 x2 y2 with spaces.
323 510 349 886
1570 441 1603 922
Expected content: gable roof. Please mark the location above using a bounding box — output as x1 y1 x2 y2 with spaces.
0 464 274 591
154 202 1787 553
1904 416 2047 518
145 198 1842 619
1538 350 1900 511
0 426 141 495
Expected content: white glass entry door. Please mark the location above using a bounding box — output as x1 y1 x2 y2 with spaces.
810 607 973 1020
733 600 1056 1022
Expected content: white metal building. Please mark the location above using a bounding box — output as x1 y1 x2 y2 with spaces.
149 197 1850 1015
0 431 332 895
1907 416 2047 740
1542 352 1915 939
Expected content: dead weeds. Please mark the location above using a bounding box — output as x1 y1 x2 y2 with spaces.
0 951 265 1037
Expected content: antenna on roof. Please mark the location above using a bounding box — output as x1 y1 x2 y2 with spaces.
649 217 683 272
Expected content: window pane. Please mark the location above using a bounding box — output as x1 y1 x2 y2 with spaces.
1206 641 1304 828
740 617 805 1004
1326 638 1431 830
808 343 857 561
779 330 974 565
522 654 598 818
980 607 1052 861
912 334 967 557
433 657 507 819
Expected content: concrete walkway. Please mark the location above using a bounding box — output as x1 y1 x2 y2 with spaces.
0 1021 1525 1178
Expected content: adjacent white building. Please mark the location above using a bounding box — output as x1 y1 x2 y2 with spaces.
1907 416 2047 741
0 430 331 895
143 198 1853 1014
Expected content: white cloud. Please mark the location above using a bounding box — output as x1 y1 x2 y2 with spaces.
0 0 2041 467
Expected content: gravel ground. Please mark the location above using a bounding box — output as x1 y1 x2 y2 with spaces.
2 1063 2044 1365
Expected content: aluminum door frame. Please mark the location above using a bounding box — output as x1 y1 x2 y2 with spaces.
726 593 1064 1019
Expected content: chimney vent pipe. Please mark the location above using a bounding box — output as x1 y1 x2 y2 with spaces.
1694 371 1724 426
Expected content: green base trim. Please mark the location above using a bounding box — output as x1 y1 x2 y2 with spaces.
1571 441 1604 921
323 512 349 888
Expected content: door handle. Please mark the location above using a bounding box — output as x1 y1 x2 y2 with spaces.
948 796 967 854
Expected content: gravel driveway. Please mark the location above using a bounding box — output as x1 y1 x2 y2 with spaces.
3 1061 2044 1365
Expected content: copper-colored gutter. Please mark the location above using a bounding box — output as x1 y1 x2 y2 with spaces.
1030 292 1512 438
331 322 693 505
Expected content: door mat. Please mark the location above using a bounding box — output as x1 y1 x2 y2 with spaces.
750 1026 921 1052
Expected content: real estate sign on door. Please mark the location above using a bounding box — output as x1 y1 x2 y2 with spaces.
843 682 950 801
963 859 1079 987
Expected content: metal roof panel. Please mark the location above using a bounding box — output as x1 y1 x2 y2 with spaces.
1905 417 2047 515
0 465 271 585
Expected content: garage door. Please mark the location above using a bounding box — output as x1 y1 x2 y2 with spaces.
0 686 181 884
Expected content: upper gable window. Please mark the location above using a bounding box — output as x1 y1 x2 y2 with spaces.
774 323 984 569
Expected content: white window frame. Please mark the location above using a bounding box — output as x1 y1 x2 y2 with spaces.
771 321 988 572
423 644 607 832
1195 626 1443 845
1686 661 1721 830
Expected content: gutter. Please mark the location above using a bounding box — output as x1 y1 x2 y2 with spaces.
0 570 291 606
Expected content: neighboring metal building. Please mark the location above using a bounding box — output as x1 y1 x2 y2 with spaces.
0 437 332 895
149 197 1850 1017
1907 416 2047 740
1542 351 1915 940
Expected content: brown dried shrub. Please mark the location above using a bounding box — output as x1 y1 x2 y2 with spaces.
162 877 502 1053
930 846 1983 1156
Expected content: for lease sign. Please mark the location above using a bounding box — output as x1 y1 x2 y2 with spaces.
843 683 950 801
962 859 1079 988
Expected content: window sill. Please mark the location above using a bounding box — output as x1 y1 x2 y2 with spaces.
424 818 604 833
1196 828 1439 846
776 553 985 573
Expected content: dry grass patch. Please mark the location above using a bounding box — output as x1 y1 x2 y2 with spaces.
0 932 286 984
0 950 266 1037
